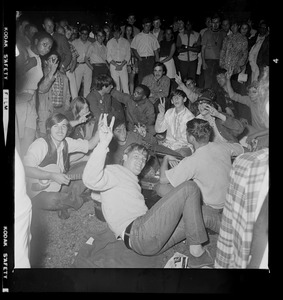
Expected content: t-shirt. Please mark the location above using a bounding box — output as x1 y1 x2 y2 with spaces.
165 142 244 209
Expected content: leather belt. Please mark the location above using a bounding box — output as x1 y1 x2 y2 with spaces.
123 220 134 249
78 62 86 64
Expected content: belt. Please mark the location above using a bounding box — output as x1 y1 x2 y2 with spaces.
123 220 134 249
92 63 106 66
17 89 36 96
78 62 86 64
140 56 153 59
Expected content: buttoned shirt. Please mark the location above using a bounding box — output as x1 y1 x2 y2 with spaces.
215 148 269 268
111 89 155 131
131 32 160 57
142 74 170 104
155 107 194 150
106 37 131 64
86 41 107 64
220 32 248 74
71 38 92 63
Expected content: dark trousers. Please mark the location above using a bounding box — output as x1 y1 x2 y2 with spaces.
138 56 155 83
176 58 198 81
203 59 219 90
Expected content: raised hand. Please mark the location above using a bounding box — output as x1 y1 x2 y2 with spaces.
98 113 115 146
174 72 182 85
158 97 166 114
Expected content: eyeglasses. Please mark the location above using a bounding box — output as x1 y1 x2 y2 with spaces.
80 32 88 36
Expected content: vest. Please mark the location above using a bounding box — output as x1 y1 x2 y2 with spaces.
39 136 70 173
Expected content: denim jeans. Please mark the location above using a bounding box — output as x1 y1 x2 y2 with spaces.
155 182 222 234
129 181 208 256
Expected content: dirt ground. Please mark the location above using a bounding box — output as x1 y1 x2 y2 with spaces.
29 194 219 269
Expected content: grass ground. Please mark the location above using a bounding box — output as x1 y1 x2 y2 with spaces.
30 196 218 268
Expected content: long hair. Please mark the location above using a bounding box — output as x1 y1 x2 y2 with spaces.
70 96 90 120
44 113 70 171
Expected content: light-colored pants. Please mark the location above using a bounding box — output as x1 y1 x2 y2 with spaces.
75 64 92 98
66 70 78 100
110 64 130 94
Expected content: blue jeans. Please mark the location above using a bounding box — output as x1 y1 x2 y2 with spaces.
129 181 208 256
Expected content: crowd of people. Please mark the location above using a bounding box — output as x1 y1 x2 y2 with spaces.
14 10 269 270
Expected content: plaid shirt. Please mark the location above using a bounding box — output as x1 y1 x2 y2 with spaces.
51 72 64 107
214 148 269 268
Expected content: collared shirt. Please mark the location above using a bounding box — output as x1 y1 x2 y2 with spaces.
141 73 170 104
23 136 89 172
215 148 269 268
86 41 107 64
131 32 160 57
177 30 200 61
86 89 125 125
106 37 131 63
111 89 155 131
71 38 92 63
220 32 248 74
155 107 194 150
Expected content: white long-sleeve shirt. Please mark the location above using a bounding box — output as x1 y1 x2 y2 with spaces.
155 107 194 150
83 142 148 238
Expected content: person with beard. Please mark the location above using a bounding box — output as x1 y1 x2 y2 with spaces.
201 13 226 90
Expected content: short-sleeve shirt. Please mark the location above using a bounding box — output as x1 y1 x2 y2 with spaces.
72 38 92 63
165 142 244 209
131 32 160 57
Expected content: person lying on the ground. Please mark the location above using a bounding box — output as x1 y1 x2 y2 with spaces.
23 112 100 219
82 113 217 268
155 90 195 157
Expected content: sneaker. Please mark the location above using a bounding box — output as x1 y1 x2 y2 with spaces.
188 248 214 268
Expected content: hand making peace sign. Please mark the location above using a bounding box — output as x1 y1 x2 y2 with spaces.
158 97 166 114
98 113 115 146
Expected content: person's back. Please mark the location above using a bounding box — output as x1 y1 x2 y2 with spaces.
167 141 243 209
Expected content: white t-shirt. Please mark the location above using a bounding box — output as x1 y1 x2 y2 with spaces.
165 142 244 209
